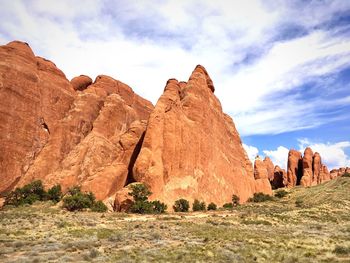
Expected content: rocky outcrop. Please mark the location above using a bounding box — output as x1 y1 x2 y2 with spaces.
300 147 314 187
0 41 153 202
271 165 287 189
132 65 271 208
254 156 269 180
330 167 350 178
287 150 303 187
70 75 92 91
286 147 331 188
0 41 76 193
263 157 275 181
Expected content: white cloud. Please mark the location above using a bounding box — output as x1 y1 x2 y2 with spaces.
263 146 290 170
0 0 349 135
243 143 259 164
298 139 350 169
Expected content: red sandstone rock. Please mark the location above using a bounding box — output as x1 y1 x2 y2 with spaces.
0 41 153 202
287 149 302 187
71 75 92 91
263 157 275 181
0 41 75 193
271 165 287 189
132 65 271 208
300 147 314 187
312 152 322 185
254 156 268 179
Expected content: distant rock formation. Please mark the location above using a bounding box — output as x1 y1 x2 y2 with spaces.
271 166 287 189
287 150 303 187
330 167 350 178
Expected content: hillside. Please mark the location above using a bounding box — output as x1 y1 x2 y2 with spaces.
0 177 349 262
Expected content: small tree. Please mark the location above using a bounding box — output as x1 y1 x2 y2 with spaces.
91 200 108 212
4 180 46 206
152 200 167 214
173 198 190 212
207 202 217 211
248 192 273 202
47 185 62 203
192 199 206 211
129 184 152 202
232 194 240 206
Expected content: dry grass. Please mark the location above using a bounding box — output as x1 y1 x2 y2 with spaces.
0 177 349 262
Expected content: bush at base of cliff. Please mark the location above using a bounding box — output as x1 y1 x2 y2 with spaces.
192 199 206 211
91 200 108 212
5 180 46 206
207 202 217 211
248 192 274 202
173 199 190 212
275 189 288 198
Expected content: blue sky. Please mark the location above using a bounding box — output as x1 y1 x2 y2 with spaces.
0 0 349 169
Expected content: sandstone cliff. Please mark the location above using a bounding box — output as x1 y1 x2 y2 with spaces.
131 65 272 208
0 41 153 204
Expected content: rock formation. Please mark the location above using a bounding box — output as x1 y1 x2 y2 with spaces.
286 150 303 187
0 41 153 202
254 156 269 180
132 65 272 208
300 147 314 187
271 166 287 189
0 40 273 209
330 167 350 178
263 157 275 181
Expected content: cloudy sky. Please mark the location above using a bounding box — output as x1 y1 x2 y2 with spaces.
1 0 349 169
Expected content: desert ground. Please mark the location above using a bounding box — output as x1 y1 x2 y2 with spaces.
0 177 349 263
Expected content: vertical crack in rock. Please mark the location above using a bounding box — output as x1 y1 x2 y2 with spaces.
125 131 146 186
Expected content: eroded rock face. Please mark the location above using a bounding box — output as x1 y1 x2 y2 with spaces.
254 157 268 180
271 166 287 189
0 41 75 193
330 167 350 178
132 65 271 208
287 150 302 188
0 41 153 202
300 147 314 187
312 152 322 185
263 157 275 181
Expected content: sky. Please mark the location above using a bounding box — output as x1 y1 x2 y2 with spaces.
0 0 349 170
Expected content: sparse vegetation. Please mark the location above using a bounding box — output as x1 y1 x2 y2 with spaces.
222 202 233 209
295 198 304 207
128 184 167 214
232 194 240 206
91 200 108 213
46 185 62 203
0 177 349 262
342 172 350 177
275 189 288 198
207 202 217 211
192 199 206 211
173 198 190 212
248 192 274 202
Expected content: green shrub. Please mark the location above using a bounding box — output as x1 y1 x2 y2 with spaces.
333 245 350 255
342 172 350 178
151 200 167 214
192 199 206 211
63 192 94 211
295 198 304 207
129 184 151 202
4 180 46 206
248 192 274 202
47 185 62 203
223 203 233 209
232 194 240 206
275 189 288 198
207 202 217 211
130 200 153 214
91 200 108 213
173 199 190 212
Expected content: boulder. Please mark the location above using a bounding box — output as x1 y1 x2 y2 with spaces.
70 75 92 91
